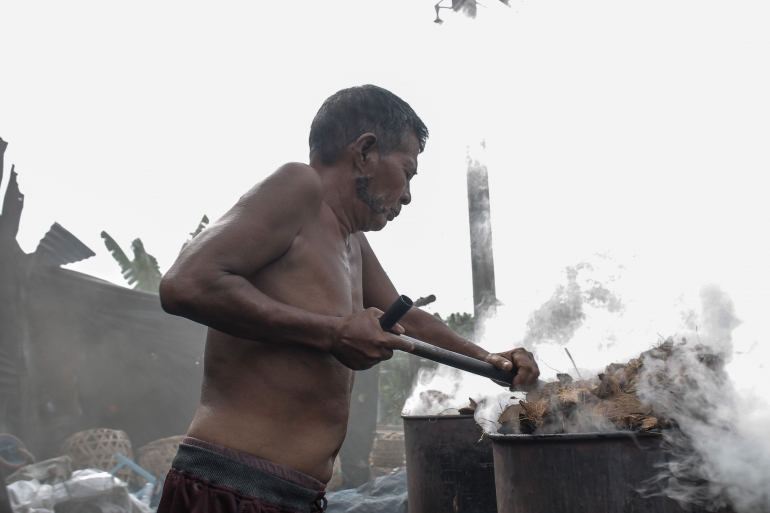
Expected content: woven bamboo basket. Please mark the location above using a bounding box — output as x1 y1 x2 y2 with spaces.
137 435 185 484
61 428 133 483
369 432 406 469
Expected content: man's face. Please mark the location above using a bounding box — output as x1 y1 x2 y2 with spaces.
356 133 419 232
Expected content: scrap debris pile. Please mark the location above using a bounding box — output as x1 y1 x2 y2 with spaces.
5 456 152 513
471 338 721 435
2 429 183 513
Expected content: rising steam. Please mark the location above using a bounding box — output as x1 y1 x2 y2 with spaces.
636 286 770 512
521 260 624 350
402 263 770 512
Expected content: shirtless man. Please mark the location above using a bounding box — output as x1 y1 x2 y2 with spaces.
157 85 539 513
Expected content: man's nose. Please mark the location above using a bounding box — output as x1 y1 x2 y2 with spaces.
400 188 411 205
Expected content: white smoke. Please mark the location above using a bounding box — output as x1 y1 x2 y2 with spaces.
403 255 635 419
401 258 770 512
401 364 514 421
636 285 770 512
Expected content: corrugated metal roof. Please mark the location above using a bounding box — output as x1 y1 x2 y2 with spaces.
33 222 95 267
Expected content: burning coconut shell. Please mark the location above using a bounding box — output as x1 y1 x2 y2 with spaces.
493 339 695 435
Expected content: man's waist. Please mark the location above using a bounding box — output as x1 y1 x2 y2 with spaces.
181 437 326 491
170 440 326 512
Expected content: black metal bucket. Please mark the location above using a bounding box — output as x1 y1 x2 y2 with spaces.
403 414 497 513
489 431 721 513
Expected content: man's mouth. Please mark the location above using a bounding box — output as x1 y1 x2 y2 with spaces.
388 207 400 221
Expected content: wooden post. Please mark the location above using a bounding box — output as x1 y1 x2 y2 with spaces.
467 141 497 336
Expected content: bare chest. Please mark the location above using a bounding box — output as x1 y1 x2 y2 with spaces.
249 210 363 317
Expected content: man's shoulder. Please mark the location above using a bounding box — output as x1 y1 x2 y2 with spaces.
270 162 322 192
250 162 324 208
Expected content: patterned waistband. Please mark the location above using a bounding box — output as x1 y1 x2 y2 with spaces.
171 439 326 513
182 437 326 491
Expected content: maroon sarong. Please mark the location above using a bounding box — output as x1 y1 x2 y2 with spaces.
157 437 327 513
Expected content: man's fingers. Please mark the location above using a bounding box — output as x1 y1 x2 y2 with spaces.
386 333 414 353
486 354 513 371
512 372 537 391
512 360 539 390
373 307 405 334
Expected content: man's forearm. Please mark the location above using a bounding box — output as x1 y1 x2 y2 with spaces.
398 307 489 361
160 272 338 352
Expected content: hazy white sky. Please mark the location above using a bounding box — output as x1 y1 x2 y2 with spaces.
1 1 769 363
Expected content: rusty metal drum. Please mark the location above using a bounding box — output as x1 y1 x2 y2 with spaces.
489 432 722 513
403 414 497 513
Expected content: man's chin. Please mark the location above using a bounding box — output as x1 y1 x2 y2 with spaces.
365 215 389 232
370 221 388 232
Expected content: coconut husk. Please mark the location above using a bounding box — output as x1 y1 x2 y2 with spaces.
639 415 660 431
498 403 522 434
458 398 478 415
605 363 626 375
519 400 549 434
489 338 695 435
498 403 521 424
541 381 561 395
526 381 560 403
525 390 545 403
557 387 597 407
550 390 577 419
624 357 643 378
594 392 652 426
623 373 641 395
558 388 581 406
596 375 622 399
640 338 675 362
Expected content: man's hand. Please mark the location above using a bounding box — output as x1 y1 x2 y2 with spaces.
331 309 415 370
486 348 539 390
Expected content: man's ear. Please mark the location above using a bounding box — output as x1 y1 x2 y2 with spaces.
352 133 378 172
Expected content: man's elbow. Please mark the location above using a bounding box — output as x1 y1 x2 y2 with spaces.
159 273 198 317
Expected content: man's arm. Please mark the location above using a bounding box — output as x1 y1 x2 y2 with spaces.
160 163 337 350
160 163 411 365
358 233 539 388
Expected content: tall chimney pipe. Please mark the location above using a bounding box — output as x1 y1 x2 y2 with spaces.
466 141 497 331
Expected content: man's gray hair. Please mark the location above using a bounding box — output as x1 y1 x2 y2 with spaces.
309 85 429 165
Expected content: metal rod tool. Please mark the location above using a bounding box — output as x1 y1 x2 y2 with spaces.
379 295 517 385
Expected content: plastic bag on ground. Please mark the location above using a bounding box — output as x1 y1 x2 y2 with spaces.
5 456 73 486
6 469 153 513
325 470 407 513
52 470 124 502
5 479 55 513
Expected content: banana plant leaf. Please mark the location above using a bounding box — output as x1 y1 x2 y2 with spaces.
130 239 162 293
101 231 136 286
180 215 209 254
101 232 162 292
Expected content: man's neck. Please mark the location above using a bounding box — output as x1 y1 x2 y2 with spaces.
310 160 361 238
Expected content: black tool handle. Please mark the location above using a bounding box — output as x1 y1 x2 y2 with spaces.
379 296 517 385
379 295 413 331
402 335 517 384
